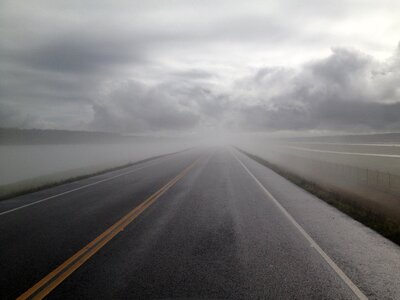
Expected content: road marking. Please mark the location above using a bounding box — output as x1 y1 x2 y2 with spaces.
288 142 400 147
17 157 200 300
231 150 368 300
286 146 400 158
0 155 177 216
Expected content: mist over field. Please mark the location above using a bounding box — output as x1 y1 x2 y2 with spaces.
1 1 399 199
0 129 201 201
0 0 400 208
0 142 192 186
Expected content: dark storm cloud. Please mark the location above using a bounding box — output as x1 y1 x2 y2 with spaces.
89 80 201 132
236 47 400 132
0 17 151 129
0 66 96 103
0 103 30 128
2 21 150 76
21 33 146 74
87 76 235 133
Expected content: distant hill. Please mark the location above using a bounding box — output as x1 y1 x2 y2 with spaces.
284 132 400 144
0 128 161 145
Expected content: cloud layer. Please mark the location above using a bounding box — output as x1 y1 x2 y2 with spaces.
1 1 400 134
235 47 400 132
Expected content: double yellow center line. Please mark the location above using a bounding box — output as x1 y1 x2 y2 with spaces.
18 158 200 300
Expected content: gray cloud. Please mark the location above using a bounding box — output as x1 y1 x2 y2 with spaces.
236 46 400 132
170 69 216 80
87 76 236 133
89 80 201 132
0 103 30 128
21 33 145 74
1 1 400 134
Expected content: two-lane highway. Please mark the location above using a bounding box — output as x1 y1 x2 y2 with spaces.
1 147 400 299
0 149 201 299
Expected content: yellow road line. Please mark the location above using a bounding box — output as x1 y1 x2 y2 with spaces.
18 158 200 300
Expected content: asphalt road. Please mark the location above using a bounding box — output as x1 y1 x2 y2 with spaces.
1 147 400 299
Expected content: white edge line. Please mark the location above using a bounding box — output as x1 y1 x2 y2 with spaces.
286 146 400 158
231 149 368 300
0 155 175 216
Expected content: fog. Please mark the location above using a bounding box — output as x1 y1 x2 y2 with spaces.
1 1 400 204
236 134 400 221
0 142 193 186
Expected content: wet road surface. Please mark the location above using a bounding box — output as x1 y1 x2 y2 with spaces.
1 147 399 299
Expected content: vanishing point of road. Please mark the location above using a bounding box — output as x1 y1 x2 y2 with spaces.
1 147 400 299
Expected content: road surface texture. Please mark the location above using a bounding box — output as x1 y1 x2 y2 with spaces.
1 147 400 299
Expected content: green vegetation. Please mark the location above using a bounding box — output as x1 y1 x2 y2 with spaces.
238 148 400 246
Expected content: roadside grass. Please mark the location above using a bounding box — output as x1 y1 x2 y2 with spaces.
0 149 189 201
237 148 400 246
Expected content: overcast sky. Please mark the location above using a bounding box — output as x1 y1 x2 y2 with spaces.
1 0 400 135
